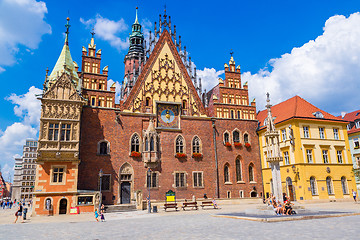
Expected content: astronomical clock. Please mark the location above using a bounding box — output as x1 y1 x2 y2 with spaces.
156 102 180 129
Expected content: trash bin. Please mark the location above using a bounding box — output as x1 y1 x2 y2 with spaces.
153 206 158 213
23 208 28 220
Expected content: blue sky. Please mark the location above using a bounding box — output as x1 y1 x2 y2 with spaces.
1 0 360 180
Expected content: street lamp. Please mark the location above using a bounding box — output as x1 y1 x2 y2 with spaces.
99 169 103 212
147 168 151 213
291 165 300 180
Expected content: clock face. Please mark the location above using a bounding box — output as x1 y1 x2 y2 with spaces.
161 109 175 123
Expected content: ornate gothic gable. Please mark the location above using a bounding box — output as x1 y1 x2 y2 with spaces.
42 73 82 102
122 30 206 116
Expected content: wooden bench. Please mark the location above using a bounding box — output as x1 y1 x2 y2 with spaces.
164 203 178 211
200 201 217 209
182 201 198 211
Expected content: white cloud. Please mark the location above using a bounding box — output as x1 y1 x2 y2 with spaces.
80 14 129 51
0 0 51 71
243 12 360 114
6 86 42 126
107 79 122 103
197 68 225 92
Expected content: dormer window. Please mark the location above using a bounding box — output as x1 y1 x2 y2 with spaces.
313 111 324 118
356 120 360 129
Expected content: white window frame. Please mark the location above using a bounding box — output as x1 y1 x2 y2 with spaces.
303 126 309 138
192 171 204 188
284 151 290 165
282 129 287 141
337 150 343 163
306 149 313 163
333 128 339 140
322 150 329 163
319 127 325 139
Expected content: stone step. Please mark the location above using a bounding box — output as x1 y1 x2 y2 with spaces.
105 204 137 213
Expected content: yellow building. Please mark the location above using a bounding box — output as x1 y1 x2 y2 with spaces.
257 96 356 201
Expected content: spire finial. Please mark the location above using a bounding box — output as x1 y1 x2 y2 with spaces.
230 49 234 57
91 28 95 38
135 7 139 24
90 28 95 47
164 4 167 16
65 17 70 45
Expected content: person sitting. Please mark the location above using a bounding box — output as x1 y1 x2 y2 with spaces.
212 198 218 209
284 199 293 215
203 194 208 199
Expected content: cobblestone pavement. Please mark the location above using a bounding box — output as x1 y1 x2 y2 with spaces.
0 202 359 240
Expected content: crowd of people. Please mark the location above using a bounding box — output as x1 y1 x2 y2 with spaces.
265 193 296 216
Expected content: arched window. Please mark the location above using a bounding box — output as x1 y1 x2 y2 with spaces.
236 159 242 182
192 136 201 153
224 132 230 143
230 110 234 119
224 165 230 183
145 137 149 151
310 177 318 195
145 97 150 106
249 163 254 182
182 100 187 109
326 176 334 195
233 131 240 143
45 198 52 210
244 133 249 143
341 176 348 194
98 140 109 155
176 136 184 153
131 134 140 152
150 137 154 151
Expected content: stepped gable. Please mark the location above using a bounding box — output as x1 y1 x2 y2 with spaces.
257 95 346 129
122 29 206 116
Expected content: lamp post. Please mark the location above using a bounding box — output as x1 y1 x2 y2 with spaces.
98 169 103 212
292 165 300 180
147 168 151 213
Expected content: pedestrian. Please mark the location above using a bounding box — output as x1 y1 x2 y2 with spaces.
352 189 357 202
9 201 13 209
94 208 99 222
192 194 196 202
100 204 105 222
14 204 23 223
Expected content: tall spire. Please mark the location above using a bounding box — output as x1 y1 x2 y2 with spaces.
65 17 70 46
135 7 139 24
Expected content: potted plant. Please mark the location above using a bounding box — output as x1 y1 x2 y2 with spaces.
245 142 251 148
234 142 242 147
192 153 203 158
225 142 232 147
130 151 141 157
175 153 187 158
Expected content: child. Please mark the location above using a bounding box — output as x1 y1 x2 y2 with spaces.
94 208 99 222
100 209 105 222
212 198 218 209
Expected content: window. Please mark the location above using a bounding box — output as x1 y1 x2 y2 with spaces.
78 196 93 205
60 124 71 141
147 171 158 188
223 94 228 104
282 129 287 141
224 165 230 183
224 132 230 143
175 172 186 188
356 120 360 129
303 126 309 138
249 164 254 182
244 133 249 143
91 97 96 106
230 110 234 119
341 177 348 194
175 136 184 153
91 80 97 89
99 141 109 155
306 149 313 163
313 111 324 118
236 159 242 182
333 128 339 140
310 177 318 195
216 108 222 118
322 150 329 163
144 137 149 151
101 174 111 191
319 127 325 139
326 177 334 195
237 110 241 119
99 80 105 90
193 172 203 187
52 167 64 183
337 150 343 163
150 137 154 151
284 151 289 165
146 97 151 107
239 190 244 198
233 131 240 143
131 134 140 152
192 136 201 154
48 123 59 141
354 138 360 149
106 97 113 108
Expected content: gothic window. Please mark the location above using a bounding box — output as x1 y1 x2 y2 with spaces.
146 97 150 106
91 80 97 89
150 136 154 151
193 171 203 187
233 130 240 143
131 134 140 152
192 136 201 154
244 133 249 143
224 164 230 183
144 137 149 151
175 172 186 188
175 135 184 153
60 124 71 141
48 123 59 141
237 110 241 119
236 159 242 182
147 171 159 188
326 176 334 195
224 132 230 144
98 141 109 155
249 163 254 182
230 110 234 119
310 176 318 195
182 100 187 109
341 176 348 194
91 96 96 106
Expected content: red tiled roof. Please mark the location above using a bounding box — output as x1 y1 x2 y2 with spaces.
257 96 347 130
338 109 360 134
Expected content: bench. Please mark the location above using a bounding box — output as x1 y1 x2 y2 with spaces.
164 203 178 211
182 201 198 211
200 201 217 209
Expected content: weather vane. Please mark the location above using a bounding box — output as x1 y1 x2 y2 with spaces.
230 49 234 57
91 28 95 38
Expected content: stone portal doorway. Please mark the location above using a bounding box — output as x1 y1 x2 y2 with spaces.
119 162 133 204
286 177 295 201
59 198 67 214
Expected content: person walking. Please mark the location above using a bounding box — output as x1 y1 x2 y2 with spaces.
100 204 105 222
14 204 23 223
352 189 357 202
94 208 99 222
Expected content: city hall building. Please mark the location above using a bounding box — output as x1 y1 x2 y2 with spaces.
33 10 262 215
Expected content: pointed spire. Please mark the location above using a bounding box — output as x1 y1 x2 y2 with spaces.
135 7 139 24
65 17 70 46
89 28 96 49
